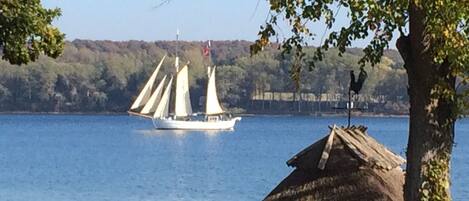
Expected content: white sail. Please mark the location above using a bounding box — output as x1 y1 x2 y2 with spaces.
154 76 173 119
175 57 179 71
207 66 212 78
130 56 166 110
175 64 193 117
206 66 224 115
140 75 167 114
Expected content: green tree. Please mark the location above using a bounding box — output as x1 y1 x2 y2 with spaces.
0 0 64 65
252 0 468 200
0 83 10 109
217 65 248 110
374 69 408 102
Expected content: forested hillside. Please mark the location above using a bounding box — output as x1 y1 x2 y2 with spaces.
0 40 408 114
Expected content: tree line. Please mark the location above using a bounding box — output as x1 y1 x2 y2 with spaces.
0 40 407 114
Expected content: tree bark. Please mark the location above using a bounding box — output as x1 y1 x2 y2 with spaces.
398 2 456 200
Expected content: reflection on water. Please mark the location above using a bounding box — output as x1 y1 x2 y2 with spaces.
0 115 467 201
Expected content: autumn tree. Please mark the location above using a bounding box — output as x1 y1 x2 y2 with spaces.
0 0 64 65
251 0 468 200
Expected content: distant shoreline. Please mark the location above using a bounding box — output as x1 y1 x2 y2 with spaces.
239 113 409 118
0 111 126 115
0 111 409 118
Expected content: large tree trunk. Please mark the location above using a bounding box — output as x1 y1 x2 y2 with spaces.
398 2 456 201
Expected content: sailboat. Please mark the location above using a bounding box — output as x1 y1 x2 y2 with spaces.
128 56 241 130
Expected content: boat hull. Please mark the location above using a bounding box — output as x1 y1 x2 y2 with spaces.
152 117 241 130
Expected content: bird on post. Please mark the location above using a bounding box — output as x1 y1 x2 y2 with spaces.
350 69 367 94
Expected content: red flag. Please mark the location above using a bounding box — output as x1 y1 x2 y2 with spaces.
203 45 210 57
202 40 211 57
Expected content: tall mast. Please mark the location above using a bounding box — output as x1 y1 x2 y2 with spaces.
175 29 180 71
173 29 193 117
176 29 179 57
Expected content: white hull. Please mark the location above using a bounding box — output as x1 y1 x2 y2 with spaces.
152 117 241 130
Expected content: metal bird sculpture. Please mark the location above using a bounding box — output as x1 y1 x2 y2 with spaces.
350 69 367 94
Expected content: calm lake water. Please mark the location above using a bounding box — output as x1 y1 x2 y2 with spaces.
0 115 468 201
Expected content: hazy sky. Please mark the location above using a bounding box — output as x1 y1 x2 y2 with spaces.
42 0 398 48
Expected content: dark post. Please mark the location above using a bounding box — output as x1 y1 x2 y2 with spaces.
348 88 351 127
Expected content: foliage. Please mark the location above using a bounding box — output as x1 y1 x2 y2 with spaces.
420 155 451 201
0 40 407 113
217 65 248 108
251 1 468 102
0 0 65 65
251 0 408 84
423 0 469 117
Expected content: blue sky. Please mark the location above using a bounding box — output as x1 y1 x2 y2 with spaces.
42 0 398 48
